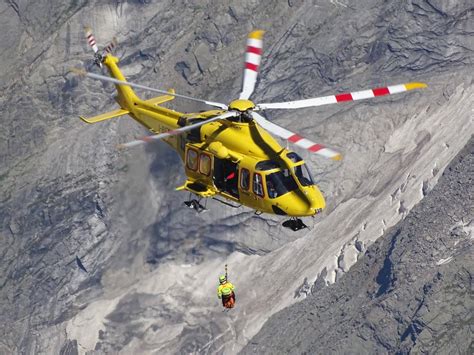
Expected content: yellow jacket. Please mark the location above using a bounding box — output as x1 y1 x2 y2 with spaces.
217 282 235 298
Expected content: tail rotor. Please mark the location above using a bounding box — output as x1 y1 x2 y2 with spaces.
85 27 99 54
102 37 117 56
84 27 117 69
85 27 102 68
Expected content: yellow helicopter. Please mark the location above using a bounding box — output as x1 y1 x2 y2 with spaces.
76 28 426 231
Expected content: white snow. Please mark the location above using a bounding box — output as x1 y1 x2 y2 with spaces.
436 256 454 266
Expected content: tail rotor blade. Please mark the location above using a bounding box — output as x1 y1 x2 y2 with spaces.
257 82 428 110
85 27 99 54
251 112 341 160
102 37 117 56
119 111 239 149
239 30 265 100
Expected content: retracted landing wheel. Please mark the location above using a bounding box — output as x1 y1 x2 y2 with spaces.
282 217 307 231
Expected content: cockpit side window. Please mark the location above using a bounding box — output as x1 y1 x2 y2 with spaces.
266 169 298 199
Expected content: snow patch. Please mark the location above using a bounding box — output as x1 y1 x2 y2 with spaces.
338 244 359 272
66 297 121 353
436 256 453 265
323 238 365 286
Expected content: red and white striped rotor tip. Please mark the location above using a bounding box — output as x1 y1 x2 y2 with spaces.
103 37 117 55
239 30 265 100
84 27 99 53
257 82 428 110
251 112 341 161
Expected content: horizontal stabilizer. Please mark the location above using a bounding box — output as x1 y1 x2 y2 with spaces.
80 108 129 124
144 89 176 106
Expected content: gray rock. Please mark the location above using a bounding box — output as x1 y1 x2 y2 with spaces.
0 0 473 353
242 138 474 354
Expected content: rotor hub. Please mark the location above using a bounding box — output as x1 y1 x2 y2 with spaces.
228 99 255 112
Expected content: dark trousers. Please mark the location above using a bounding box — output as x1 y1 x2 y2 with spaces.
222 292 236 308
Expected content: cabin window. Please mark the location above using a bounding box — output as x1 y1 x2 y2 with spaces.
186 149 198 171
199 153 211 176
240 168 250 190
253 173 264 197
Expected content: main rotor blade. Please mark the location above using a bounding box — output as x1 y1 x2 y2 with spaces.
257 82 427 110
72 69 228 110
251 112 341 161
239 30 265 100
119 111 238 149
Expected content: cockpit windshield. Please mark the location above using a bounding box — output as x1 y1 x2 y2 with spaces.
287 152 314 187
286 152 303 163
293 163 314 186
255 160 280 171
256 155 314 198
266 169 298 199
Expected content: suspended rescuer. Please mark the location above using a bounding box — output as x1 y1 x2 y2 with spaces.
217 275 236 309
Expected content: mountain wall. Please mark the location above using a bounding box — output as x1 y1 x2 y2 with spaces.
0 0 472 353
242 137 473 354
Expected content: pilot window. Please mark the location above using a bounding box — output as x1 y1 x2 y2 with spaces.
286 152 314 187
199 153 211 176
240 168 250 190
253 173 264 197
293 164 314 186
287 152 303 163
266 169 298 199
186 149 198 171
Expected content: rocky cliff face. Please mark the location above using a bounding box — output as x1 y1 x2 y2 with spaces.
0 0 473 354
242 137 473 354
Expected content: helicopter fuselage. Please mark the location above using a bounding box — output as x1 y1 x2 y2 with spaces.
83 55 326 217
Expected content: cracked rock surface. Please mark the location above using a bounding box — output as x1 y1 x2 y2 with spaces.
242 137 473 354
0 0 473 353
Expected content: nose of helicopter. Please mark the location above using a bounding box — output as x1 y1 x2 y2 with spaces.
309 185 326 214
283 185 326 217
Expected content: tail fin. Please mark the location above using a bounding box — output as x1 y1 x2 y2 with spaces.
102 55 140 108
